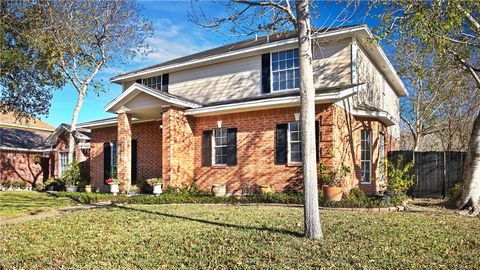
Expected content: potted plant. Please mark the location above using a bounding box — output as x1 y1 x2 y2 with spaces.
146 178 163 195
85 185 93 193
105 178 123 196
211 184 226 197
2 180 12 190
322 165 351 201
62 161 81 192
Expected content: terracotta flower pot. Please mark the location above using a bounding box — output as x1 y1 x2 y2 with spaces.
323 185 343 201
85 186 92 193
212 184 226 197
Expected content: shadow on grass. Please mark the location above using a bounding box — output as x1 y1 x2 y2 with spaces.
114 204 304 238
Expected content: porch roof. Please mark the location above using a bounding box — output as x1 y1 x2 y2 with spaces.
104 83 201 117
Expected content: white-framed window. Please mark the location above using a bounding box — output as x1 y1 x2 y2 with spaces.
111 141 118 177
271 49 300 92
213 129 228 165
361 129 372 183
288 122 302 163
378 133 385 184
142 75 166 91
59 152 69 176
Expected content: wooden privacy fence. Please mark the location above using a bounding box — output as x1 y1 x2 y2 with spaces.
387 151 465 198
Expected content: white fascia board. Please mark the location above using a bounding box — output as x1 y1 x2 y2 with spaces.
351 109 397 126
185 87 357 117
78 118 158 129
104 83 201 113
0 122 54 132
0 146 51 153
110 26 368 83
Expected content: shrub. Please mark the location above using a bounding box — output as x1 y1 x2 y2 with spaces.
387 156 414 194
449 182 462 198
348 188 367 201
12 180 27 189
61 161 81 187
56 192 115 204
34 183 45 191
322 165 351 187
2 180 13 189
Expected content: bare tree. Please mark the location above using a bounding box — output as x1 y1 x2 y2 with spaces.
377 1 480 213
33 0 152 164
189 0 337 239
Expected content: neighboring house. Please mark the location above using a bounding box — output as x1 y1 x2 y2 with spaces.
45 124 91 179
79 25 407 195
0 112 54 187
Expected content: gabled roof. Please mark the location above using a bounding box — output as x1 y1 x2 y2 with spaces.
45 123 91 145
0 127 51 150
0 111 54 132
105 83 202 113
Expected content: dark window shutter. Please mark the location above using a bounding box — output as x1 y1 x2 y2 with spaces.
136 79 142 84
315 120 320 162
162 73 169 92
227 128 237 165
261 53 271 94
131 139 137 185
103 142 111 182
275 124 288 164
202 130 212 167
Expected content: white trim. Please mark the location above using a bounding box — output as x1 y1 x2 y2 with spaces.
185 86 358 117
351 35 358 86
0 146 51 153
105 83 201 113
351 109 397 126
77 118 158 129
0 122 54 132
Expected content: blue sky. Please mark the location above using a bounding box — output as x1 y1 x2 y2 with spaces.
43 0 381 127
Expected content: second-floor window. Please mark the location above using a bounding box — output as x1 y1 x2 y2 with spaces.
142 75 167 91
272 49 300 91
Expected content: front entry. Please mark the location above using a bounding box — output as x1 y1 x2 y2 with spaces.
131 139 137 184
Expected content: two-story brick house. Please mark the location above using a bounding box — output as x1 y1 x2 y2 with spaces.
79 25 407 195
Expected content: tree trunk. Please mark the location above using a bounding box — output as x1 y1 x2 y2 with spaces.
68 89 86 164
457 110 480 214
295 0 323 240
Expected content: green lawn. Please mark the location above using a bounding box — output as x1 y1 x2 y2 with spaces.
0 191 73 219
1 204 479 269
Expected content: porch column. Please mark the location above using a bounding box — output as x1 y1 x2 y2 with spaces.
117 112 132 186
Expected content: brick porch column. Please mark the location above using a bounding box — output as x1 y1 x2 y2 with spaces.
117 112 132 186
162 106 195 188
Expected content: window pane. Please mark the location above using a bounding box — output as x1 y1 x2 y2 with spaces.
291 152 301 163
287 59 294 69
273 72 279 83
272 61 279 71
272 52 278 62
273 81 279 91
279 60 286 69
291 142 301 153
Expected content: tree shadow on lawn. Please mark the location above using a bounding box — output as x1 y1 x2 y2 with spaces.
114 205 304 238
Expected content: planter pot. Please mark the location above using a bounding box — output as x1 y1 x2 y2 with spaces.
66 186 78 192
323 185 343 201
110 183 119 196
153 184 163 195
260 185 274 195
211 184 226 197
85 186 92 193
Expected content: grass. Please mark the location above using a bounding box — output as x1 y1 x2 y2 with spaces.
1 204 480 269
0 191 73 219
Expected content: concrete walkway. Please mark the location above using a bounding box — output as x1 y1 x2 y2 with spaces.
0 201 111 226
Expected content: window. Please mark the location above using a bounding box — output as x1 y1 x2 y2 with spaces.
288 122 302 163
271 49 300 91
111 141 118 178
59 152 69 176
361 130 372 183
142 75 166 91
378 133 385 184
213 129 228 165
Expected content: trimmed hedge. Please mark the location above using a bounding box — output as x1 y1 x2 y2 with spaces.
55 192 115 204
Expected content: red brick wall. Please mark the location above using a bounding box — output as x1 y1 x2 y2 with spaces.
89 121 162 191
162 107 195 187
0 150 50 187
191 104 332 194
